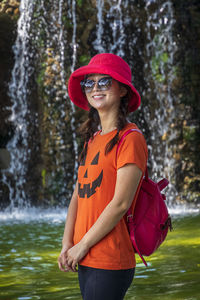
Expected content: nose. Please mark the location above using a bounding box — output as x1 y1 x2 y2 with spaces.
92 81 100 92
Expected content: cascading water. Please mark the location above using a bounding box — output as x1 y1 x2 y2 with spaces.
2 0 79 209
93 0 129 56
144 0 178 202
93 0 178 203
68 0 79 183
2 0 38 209
2 0 192 211
35 0 79 202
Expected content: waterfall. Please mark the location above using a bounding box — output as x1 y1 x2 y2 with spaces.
2 0 196 210
68 0 79 183
2 0 79 209
93 0 129 56
144 0 178 202
93 0 104 53
93 0 178 203
2 0 37 209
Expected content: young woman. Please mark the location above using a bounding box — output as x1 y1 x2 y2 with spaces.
58 53 148 300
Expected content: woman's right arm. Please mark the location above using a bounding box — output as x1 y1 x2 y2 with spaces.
58 181 78 272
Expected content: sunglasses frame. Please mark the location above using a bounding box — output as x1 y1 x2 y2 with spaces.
80 76 113 93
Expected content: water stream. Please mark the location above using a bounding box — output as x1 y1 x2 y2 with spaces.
2 0 79 208
144 0 178 202
2 0 37 209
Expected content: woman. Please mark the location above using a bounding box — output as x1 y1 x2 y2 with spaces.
58 53 148 300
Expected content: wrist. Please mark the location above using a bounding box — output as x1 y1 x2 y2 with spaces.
81 234 92 251
62 240 73 250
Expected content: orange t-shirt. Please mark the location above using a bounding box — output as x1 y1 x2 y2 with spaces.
73 123 148 270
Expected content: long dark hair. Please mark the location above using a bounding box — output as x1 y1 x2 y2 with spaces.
78 85 131 163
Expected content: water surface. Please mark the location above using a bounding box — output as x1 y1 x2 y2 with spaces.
0 208 199 299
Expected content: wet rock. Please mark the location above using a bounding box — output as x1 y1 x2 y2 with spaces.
0 149 11 169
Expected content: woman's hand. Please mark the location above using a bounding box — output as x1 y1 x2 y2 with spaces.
66 240 89 272
58 242 74 272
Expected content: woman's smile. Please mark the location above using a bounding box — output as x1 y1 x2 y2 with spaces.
92 94 106 100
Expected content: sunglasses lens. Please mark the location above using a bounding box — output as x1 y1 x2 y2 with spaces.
85 80 95 89
98 77 112 90
81 79 95 92
80 77 112 93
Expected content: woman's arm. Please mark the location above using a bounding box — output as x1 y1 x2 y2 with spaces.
66 164 142 271
58 181 78 272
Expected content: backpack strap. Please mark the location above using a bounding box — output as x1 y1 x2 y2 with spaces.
117 128 142 148
127 213 148 267
116 128 148 179
117 128 148 267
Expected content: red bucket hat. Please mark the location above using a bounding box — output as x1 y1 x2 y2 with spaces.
68 53 141 112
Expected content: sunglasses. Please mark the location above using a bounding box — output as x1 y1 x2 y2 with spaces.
80 76 113 93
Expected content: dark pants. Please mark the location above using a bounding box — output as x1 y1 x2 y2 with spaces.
78 265 135 300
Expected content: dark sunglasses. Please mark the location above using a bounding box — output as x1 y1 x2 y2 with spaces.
80 76 113 93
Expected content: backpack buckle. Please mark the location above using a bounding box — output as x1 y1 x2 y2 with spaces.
127 214 133 222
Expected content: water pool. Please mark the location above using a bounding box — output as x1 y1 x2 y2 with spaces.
0 209 199 299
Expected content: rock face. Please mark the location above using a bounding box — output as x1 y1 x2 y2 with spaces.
0 0 199 208
0 9 16 208
172 1 200 204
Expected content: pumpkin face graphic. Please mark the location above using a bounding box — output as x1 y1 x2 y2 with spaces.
78 151 103 198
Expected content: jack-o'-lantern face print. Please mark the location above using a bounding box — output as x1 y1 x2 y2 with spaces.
78 151 103 198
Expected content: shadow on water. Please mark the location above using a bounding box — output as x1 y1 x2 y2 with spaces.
0 208 199 300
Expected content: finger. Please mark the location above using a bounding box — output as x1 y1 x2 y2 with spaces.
63 264 72 272
58 260 66 272
58 260 73 272
71 260 78 272
58 255 69 272
65 257 75 272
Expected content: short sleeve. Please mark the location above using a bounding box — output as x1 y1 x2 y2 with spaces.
117 131 148 173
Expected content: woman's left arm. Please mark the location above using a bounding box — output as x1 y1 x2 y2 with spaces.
66 164 142 271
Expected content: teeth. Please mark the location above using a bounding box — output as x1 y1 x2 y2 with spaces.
93 95 104 99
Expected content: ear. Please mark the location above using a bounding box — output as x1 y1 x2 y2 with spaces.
119 85 128 98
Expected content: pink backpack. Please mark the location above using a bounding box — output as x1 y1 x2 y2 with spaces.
117 129 172 266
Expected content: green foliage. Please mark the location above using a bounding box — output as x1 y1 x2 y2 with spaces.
151 52 169 83
62 15 73 28
183 125 196 142
36 62 46 86
41 169 46 187
77 0 83 7
79 54 90 66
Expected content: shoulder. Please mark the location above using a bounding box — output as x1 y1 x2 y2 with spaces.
120 123 146 145
120 123 141 135
118 123 148 161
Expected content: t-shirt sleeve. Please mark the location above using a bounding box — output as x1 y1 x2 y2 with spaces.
117 131 148 173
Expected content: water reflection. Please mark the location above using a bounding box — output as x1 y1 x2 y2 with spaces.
0 210 200 300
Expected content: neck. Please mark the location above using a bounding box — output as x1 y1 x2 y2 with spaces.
98 110 118 135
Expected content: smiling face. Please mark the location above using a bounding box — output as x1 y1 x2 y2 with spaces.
84 74 127 113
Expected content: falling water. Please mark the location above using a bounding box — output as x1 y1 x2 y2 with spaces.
2 0 37 209
144 0 178 202
68 0 79 182
93 0 178 203
2 0 79 208
93 0 129 56
93 0 104 53
1 0 186 209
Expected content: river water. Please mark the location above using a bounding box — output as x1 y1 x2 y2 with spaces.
0 208 199 300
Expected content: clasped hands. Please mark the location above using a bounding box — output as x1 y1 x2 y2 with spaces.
58 240 89 272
